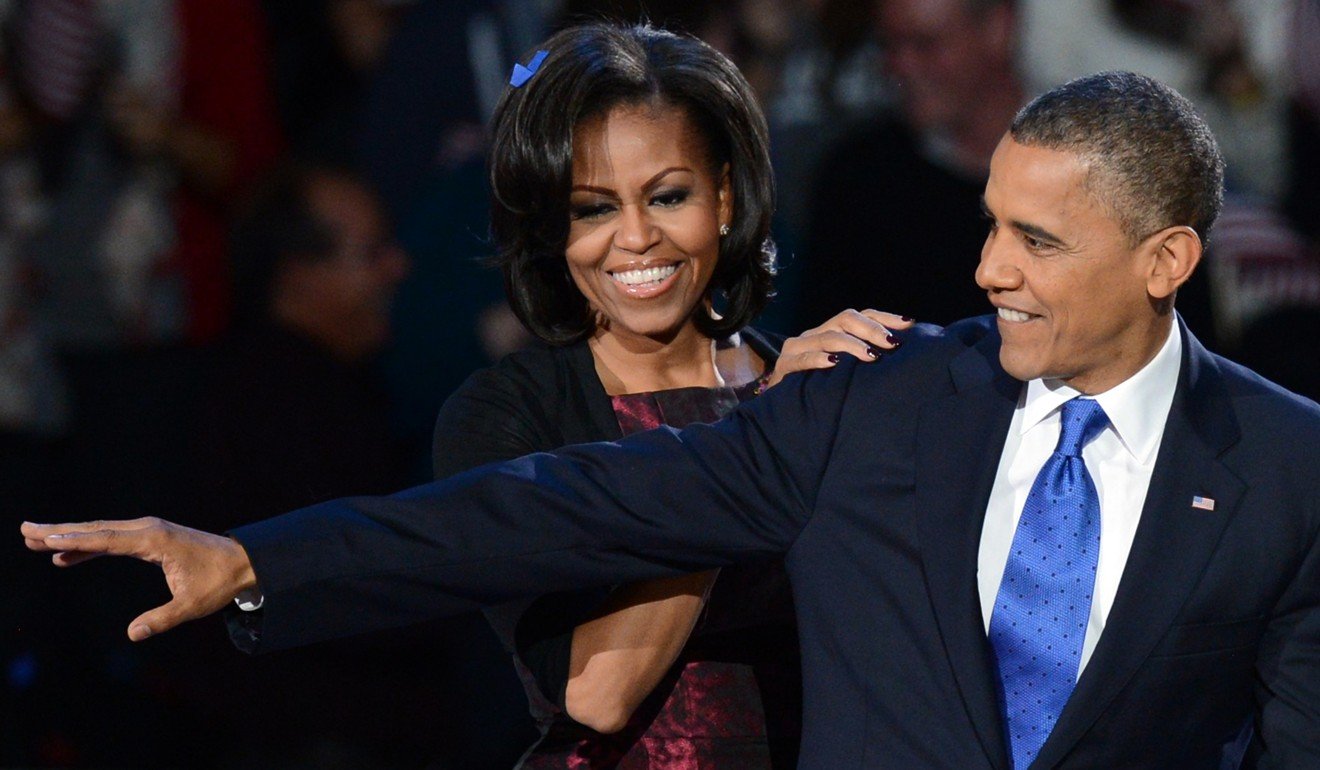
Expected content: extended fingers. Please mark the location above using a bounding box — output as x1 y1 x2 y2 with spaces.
781 329 877 364
858 309 914 330
22 518 157 539
52 551 105 567
22 519 165 562
768 331 874 388
128 599 192 642
804 309 907 351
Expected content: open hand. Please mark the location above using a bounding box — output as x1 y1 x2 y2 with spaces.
765 309 913 389
22 518 257 642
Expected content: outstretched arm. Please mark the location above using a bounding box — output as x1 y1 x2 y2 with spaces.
22 355 858 651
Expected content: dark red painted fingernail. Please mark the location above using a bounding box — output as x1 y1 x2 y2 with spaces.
827 353 840 364
886 334 900 345
867 346 881 358
900 316 913 322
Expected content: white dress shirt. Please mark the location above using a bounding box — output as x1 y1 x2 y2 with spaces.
978 322 1182 676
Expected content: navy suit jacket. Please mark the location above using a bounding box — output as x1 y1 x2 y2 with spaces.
231 316 1320 768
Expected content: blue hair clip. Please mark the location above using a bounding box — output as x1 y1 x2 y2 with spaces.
510 50 549 88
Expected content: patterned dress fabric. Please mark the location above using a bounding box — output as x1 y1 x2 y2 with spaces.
519 380 800 770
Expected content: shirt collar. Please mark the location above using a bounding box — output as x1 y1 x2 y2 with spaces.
1019 322 1183 463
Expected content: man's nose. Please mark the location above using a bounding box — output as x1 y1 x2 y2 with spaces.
975 229 1019 292
615 204 660 254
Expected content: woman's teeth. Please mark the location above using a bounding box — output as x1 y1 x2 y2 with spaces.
998 308 1033 323
611 264 678 286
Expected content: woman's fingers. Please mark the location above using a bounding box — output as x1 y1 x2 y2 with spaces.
764 310 916 390
800 308 912 351
859 309 914 330
769 331 874 387
781 329 876 364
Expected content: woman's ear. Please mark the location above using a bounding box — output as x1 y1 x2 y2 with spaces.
1145 225 1202 300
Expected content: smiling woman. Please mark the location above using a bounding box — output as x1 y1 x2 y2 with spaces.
19 21 910 770
442 22 908 768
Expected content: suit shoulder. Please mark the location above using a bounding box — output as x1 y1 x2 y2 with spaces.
1215 353 1320 445
829 315 996 396
892 315 996 368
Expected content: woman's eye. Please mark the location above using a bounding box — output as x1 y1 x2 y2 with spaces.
571 203 613 220
651 189 689 207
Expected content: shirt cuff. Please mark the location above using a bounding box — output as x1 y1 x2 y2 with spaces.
234 588 264 612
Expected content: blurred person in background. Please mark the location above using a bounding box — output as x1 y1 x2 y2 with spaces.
188 163 539 769
1016 0 1291 201
361 0 551 483
181 163 494 769
0 0 280 353
261 0 411 165
1284 0 1320 242
2 2 279 765
0 0 281 525
195 164 409 530
1014 0 1320 390
797 0 1021 328
1220 0 1320 404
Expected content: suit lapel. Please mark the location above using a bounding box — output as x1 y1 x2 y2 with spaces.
1033 322 1246 768
916 333 1019 770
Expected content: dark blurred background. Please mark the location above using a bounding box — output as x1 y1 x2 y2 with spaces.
5 0 1319 767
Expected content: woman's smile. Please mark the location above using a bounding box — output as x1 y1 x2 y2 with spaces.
606 261 683 298
565 103 730 343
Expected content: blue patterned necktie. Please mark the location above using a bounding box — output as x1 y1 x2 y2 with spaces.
989 397 1109 770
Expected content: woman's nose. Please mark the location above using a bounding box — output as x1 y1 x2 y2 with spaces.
614 204 660 254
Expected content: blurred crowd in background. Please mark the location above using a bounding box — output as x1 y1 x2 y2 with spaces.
5 0 1319 767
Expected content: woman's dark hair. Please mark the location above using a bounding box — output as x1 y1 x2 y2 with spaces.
489 22 777 344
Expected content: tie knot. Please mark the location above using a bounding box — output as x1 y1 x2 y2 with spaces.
1055 398 1108 457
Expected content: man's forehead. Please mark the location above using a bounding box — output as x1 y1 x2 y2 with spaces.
995 137 1105 199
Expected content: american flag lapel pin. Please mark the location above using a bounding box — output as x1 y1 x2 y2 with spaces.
1191 495 1216 511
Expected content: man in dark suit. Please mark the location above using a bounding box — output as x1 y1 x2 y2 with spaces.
24 73 1320 768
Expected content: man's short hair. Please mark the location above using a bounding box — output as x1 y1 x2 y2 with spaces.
1010 71 1225 246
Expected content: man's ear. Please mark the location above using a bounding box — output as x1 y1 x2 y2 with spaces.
1146 226 1202 300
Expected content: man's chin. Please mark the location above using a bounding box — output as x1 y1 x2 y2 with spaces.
997 349 1041 383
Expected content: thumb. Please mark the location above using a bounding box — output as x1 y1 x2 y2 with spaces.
128 599 192 642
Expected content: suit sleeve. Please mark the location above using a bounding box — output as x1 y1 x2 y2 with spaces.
1252 508 1320 766
228 361 857 654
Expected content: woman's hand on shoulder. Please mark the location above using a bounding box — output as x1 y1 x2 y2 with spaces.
765 309 913 389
